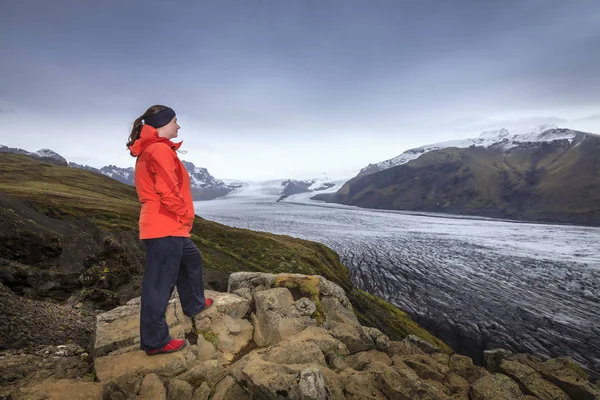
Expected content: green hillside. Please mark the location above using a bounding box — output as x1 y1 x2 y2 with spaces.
0 153 450 352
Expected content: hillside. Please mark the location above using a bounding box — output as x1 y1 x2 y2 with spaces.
0 152 448 354
330 133 600 225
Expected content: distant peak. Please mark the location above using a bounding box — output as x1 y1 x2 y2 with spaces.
478 128 510 139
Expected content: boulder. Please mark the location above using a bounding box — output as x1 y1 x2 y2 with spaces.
138 373 166 400
191 382 212 400
483 348 514 373
405 334 440 354
212 375 250 400
499 359 570 400
470 373 523 400
94 349 190 383
252 287 314 347
167 378 193 400
537 357 600 400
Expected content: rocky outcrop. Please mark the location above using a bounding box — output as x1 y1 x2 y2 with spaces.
5 272 600 399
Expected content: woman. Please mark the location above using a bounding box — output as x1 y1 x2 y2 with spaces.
127 105 212 355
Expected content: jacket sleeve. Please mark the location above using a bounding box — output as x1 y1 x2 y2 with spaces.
149 144 188 217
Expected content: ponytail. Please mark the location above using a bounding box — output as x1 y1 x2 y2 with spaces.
126 105 170 157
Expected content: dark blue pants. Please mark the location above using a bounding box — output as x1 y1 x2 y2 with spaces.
140 236 207 351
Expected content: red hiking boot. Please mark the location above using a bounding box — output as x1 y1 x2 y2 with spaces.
204 298 213 310
145 339 186 356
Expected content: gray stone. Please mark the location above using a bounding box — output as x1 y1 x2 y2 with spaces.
191 382 211 400
138 373 166 400
469 373 523 400
295 297 317 316
167 379 193 400
227 272 277 293
299 366 326 400
232 288 253 301
212 375 250 400
328 323 375 354
499 359 570 400
405 334 440 354
253 288 312 347
177 360 228 387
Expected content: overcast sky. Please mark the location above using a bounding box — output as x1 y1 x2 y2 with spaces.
1 0 599 180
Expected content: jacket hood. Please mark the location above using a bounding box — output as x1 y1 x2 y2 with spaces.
128 125 183 156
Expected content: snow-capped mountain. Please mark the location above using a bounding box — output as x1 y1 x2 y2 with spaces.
1 144 239 200
358 125 586 176
0 145 68 166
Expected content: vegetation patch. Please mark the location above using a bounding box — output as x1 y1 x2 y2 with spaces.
274 275 324 326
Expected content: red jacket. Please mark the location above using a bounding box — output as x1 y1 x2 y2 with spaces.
129 125 194 239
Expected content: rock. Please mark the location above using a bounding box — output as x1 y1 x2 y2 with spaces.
470 373 523 400
191 382 212 400
295 297 317 316
252 287 313 347
405 334 440 354
177 360 228 387
286 326 349 358
167 378 193 400
537 357 600 400
212 375 250 400
483 348 514 372
299 366 327 400
102 381 127 400
449 353 488 383
10 378 103 400
232 288 253 301
138 373 166 400
499 359 570 400
203 314 253 362
338 368 387 399
403 354 447 382
328 323 375 354
94 349 190 383
320 296 360 326
200 290 251 320
227 272 277 293
345 352 371 371
110 373 143 399
326 353 349 372
190 335 220 363
388 340 425 357
231 358 303 399
362 327 390 352
444 372 470 394
257 340 327 367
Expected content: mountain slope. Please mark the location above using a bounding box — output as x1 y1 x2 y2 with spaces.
0 152 449 352
331 130 600 225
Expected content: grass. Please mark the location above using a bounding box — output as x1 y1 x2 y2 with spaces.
0 152 451 348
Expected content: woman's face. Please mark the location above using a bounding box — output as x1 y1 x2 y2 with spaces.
157 116 180 139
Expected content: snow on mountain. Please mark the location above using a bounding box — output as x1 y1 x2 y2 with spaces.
0 145 68 166
358 125 583 176
217 176 342 203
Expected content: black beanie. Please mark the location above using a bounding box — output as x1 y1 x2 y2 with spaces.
143 108 176 128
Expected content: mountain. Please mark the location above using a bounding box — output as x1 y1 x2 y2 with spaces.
330 127 600 225
0 145 68 166
1 144 239 200
358 125 575 176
